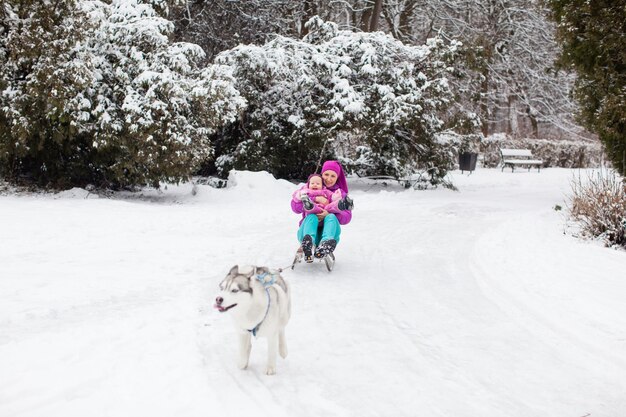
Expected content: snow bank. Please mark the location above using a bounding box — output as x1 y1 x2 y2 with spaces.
227 170 295 192
223 170 297 203
53 187 95 199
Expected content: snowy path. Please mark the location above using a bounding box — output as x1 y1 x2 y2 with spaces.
1 169 625 417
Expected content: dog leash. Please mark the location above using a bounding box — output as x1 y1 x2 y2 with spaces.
275 263 293 274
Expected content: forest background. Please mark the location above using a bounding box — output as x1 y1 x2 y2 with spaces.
0 0 623 189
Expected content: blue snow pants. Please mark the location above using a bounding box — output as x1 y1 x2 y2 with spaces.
297 213 341 246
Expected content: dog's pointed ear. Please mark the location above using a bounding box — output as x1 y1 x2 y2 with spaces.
254 266 270 276
228 265 239 276
237 265 255 278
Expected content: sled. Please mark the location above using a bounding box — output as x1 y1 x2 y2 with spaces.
291 247 335 272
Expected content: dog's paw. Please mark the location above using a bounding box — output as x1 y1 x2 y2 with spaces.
238 360 249 370
265 366 276 376
279 346 288 359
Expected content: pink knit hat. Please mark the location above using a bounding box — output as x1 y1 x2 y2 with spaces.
307 173 323 187
321 160 348 194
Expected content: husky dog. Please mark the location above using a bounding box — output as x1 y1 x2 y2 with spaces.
214 265 291 375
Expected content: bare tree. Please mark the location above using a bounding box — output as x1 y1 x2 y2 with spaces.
169 0 300 62
377 0 585 139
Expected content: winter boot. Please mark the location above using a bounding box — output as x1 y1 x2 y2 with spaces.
301 194 314 211
314 239 337 259
301 234 314 263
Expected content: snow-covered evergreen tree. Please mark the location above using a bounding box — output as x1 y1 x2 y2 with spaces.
214 17 463 181
0 0 93 186
74 0 245 187
548 0 626 175
0 0 245 188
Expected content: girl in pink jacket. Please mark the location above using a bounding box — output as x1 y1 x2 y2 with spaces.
293 174 343 215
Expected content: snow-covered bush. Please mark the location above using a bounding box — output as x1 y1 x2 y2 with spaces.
0 0 245 188
0 0 93 186
213 17 463 181
568 171 626 248
435 129 482 153
73 0 245 187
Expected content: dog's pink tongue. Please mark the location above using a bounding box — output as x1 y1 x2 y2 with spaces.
214 304 225 312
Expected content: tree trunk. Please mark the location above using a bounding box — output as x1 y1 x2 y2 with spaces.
369 0 383 32
383 6 399 39
481 70 490 137
361 5 373 32
300 0 317 37
399 0 418 42
507 93 519 138
527 106 539 138
352 8 359 31
504 86 519 138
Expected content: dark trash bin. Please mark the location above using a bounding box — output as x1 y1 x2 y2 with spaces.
459 152 478 173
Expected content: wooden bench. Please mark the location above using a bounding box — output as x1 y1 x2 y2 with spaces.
500 148 543 172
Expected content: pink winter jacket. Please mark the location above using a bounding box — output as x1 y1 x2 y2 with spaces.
291 184 352 226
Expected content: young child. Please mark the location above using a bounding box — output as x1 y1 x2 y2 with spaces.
297 174 342 214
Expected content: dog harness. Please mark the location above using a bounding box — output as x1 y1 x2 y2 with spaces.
247 271 278 337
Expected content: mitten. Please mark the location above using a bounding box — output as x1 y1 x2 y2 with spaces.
337 195 354 211
304 203 323 215
301 194 314 210
292 187 306 203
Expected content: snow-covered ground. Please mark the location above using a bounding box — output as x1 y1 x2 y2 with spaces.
1 168 625 417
